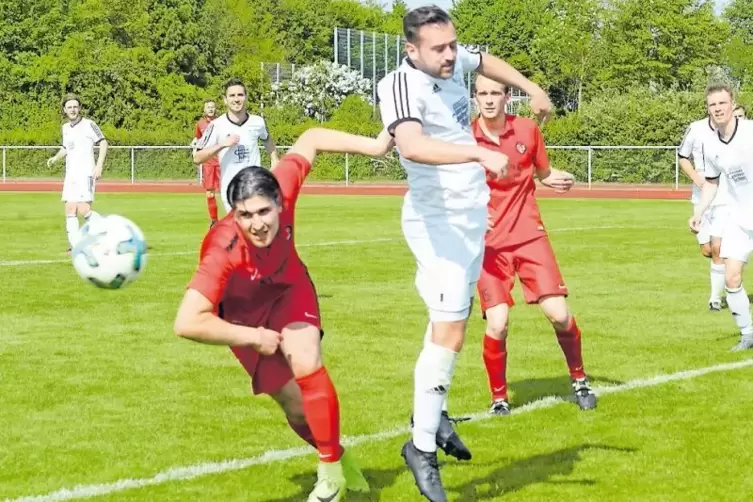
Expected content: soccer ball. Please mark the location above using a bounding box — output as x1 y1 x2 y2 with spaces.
71 214 148 289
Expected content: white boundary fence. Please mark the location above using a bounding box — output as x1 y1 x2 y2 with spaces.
0 145 683 189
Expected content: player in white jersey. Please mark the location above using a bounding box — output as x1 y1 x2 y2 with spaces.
678 116 731 311
193 78 279 212
691 83 753 351
376 6 553 501
46 94 108 253
734 104 746 119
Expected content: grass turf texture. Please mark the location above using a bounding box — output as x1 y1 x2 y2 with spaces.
1 193 751 501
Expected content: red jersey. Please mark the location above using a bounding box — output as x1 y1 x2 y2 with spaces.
187 154 312 312
472 115 551 248
195 116 219 167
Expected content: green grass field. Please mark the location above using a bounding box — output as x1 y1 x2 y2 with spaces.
2 193 752 502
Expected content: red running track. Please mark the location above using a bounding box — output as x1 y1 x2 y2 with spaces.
0 180 691 200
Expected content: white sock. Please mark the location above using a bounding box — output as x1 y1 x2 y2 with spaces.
413 341 457 452
710 263 726 303
726 286 753 336
423 323 450 414
66 215 79 248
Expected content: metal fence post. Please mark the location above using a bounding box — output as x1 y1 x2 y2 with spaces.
347 28 351 68
130 147 135 184
345 153 350 187
2 147 5 183
587 147 593 189
674 147 679 190
334 27 338 63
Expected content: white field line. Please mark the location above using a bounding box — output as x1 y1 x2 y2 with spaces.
6 358 753 502
0 224 675 267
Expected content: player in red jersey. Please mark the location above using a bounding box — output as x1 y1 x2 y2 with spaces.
174 127 392 502
472 75 597 415
192 99 221 227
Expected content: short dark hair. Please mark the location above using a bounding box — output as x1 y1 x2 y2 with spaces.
705 82 734 100
735 104 746 113
226 166 281 209
403 5 452 43
61 93 81 109
224 78 246 95
204 98 216 105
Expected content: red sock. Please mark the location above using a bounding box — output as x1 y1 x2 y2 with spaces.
295 367 341 462
207 193 218 220
483 334 508 401
555 316 586 380
286 418 317 449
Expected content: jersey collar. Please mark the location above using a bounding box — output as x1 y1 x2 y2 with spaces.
718 117 739 145
472 115 514 144
227 111 250 127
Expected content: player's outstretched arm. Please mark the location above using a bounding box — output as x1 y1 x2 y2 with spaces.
476 52 552 123
288 127 394 165
174 289 282 355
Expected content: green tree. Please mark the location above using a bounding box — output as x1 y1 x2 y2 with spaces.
596 0 726 91
723 0 753 89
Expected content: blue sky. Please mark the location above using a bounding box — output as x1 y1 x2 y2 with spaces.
392 0 729 14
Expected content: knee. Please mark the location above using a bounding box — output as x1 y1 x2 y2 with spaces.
206 191 215 198
711 242 722 261
726 272 743 290
545 310 571 331
701 245 712 258
430 320 466 351
485 316 508 340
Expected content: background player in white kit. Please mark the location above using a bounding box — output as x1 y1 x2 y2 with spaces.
691 83 753 351
46 94 108 253
376 6 552 501
678 115 731 311
193 78 279 211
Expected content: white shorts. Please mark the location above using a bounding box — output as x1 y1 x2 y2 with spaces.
696 205 730 245
402 204 487 322
720 222 753 263
62 175 95 203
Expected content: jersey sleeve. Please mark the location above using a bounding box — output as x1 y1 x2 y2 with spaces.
196 121 220 151
274 153 312 208
88 120 106 145
377 72 425 135
187 233 236 306
704 154 721 180
678 125 697 159
194 121 203 140
259 117 270 141
458 45 482 73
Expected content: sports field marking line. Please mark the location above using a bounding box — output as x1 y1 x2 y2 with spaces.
7 358 753 502
0 224 675 268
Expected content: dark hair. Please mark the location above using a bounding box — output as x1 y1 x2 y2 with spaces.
61 93 81 109
403 5 452 43
706 82 734 100
204 98 216 105
224 78 246 95
474 75 509 95
735 104 746 113
226 166 281 209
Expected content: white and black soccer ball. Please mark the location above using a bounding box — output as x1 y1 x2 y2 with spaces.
71 214 148 289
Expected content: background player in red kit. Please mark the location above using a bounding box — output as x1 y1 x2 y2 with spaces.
192 99 221 226
472 75 597 415
174 127 392 502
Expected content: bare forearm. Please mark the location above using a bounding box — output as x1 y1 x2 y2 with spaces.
174 312 258 346
399 134 483 165
295 127 394 159
478 53 544 97
193 143 224 165
96 141 108 168
679 159 705 188
694 182 718 218
54 148 66 161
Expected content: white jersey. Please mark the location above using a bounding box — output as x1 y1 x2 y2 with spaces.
678 117 730 206
62 118 105 178
376 46 489 216
705 118 753 231
196 112 270 208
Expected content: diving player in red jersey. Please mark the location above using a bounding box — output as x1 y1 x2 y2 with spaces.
472 75 597 415
174 127 393 502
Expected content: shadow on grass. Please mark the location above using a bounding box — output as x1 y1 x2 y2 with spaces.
508 374 624 408
260 443 636 501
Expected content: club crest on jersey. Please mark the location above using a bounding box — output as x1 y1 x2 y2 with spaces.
516 142 527 154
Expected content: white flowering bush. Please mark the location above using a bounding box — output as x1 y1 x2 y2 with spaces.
269 61 372 121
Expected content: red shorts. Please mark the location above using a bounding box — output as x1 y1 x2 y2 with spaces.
201 160 220 191
477 235 567 312
220 275 322 396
